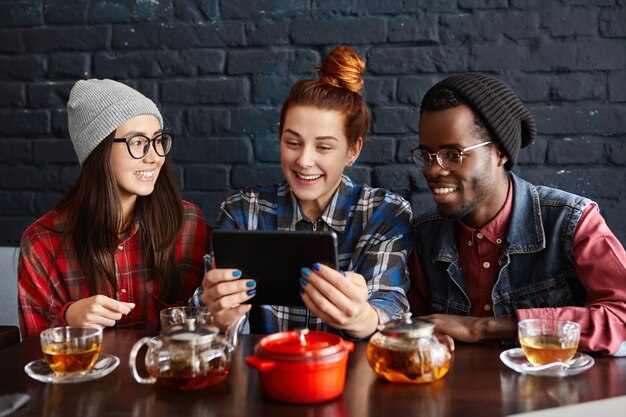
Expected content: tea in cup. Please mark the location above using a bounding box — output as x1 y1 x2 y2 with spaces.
160 306 213 331
517 319 580 366
40 326 103 376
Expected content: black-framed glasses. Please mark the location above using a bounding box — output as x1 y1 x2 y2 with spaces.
113 133 173 159
410 140 493 171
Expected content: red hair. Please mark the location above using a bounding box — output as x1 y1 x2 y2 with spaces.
279 46 369 146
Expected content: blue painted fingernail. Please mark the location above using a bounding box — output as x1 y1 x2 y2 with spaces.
232 270 242 278
299 286 304 294
299 277 308 286
246 289 256 296
341 270 346 277
301 267 310 277
246 280 256 288
312 262 321 271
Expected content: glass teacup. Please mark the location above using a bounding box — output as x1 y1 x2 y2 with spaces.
40 326 103 376
517 319 580 366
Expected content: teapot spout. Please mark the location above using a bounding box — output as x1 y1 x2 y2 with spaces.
224 313 247 351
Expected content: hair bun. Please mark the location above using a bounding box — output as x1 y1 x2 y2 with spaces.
317 46 365 94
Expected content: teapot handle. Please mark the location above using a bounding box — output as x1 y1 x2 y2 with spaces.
436 333 455 353
129 337 157 384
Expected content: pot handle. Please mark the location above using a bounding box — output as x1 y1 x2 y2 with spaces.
246 355 277 371
129 337 157 384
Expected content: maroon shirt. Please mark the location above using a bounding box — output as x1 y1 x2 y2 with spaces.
458 181 514 317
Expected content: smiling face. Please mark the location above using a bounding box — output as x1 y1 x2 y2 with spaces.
280 105 362 221
418 105 509 228
110 115 164 216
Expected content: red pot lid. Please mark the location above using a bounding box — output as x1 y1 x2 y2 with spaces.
256 329 348 362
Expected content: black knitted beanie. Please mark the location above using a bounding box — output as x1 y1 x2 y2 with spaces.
425 73 537 169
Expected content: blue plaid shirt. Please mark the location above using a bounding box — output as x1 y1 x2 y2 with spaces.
196 175 412 335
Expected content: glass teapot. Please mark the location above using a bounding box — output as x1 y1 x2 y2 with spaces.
129 314 246 391
367 312 455 384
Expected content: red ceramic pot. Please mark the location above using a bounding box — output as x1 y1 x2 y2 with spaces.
246 329 354 404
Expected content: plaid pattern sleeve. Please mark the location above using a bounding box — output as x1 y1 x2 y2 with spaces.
18 210 94 337
18 201 210 337
212 175 412 335
343 186 413 325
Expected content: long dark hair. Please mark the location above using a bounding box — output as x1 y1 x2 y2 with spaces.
55 133 184 301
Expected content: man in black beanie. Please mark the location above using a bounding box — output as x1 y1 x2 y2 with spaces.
408 73 626 356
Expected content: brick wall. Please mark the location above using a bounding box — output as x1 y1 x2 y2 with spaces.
0 0 625 246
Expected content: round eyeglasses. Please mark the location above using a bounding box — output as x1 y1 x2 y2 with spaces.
410 141 492 171
113 133 173 159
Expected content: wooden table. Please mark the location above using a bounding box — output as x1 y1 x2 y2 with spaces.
1 330 625 417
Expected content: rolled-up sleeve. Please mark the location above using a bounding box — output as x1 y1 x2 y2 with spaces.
516 205 626 356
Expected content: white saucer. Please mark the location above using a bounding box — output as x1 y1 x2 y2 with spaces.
24 353 120 384
500 348 594 377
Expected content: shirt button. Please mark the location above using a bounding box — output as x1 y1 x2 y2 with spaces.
477 233 484 239
117 245 124 250
496 238 502 244
483 261 490 269
120 287 128 294
484 304 492 311
468 241 472 247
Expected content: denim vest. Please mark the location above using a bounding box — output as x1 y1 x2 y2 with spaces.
413 173 594 318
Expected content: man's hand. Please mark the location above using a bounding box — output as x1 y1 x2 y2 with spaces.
419 314 517 342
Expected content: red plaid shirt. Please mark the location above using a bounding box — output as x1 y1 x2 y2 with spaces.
18 201 210 337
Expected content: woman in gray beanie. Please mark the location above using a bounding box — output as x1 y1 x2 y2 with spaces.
18 79 211 337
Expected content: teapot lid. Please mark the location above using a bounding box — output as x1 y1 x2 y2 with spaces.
162 318 217 345
381 313 435 338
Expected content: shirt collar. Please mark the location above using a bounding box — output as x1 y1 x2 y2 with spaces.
458 178 513 246
118 220 140 245
276 175 353 233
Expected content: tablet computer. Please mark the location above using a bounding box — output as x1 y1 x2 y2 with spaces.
211 229 339 307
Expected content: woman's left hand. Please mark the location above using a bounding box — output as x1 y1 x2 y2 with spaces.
300 263 379 339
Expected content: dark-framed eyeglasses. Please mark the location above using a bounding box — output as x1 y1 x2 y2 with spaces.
113 133 173 159
410 140 493 171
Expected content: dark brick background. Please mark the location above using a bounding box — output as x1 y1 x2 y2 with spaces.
0 0 624 247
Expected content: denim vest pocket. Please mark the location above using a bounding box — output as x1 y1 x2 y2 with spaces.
506 273 574 310
430 293 471 315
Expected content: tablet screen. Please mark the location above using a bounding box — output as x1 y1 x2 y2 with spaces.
211 229 339 307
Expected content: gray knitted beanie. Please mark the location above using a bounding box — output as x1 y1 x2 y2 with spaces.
67 79 163 165
424 73 537 169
